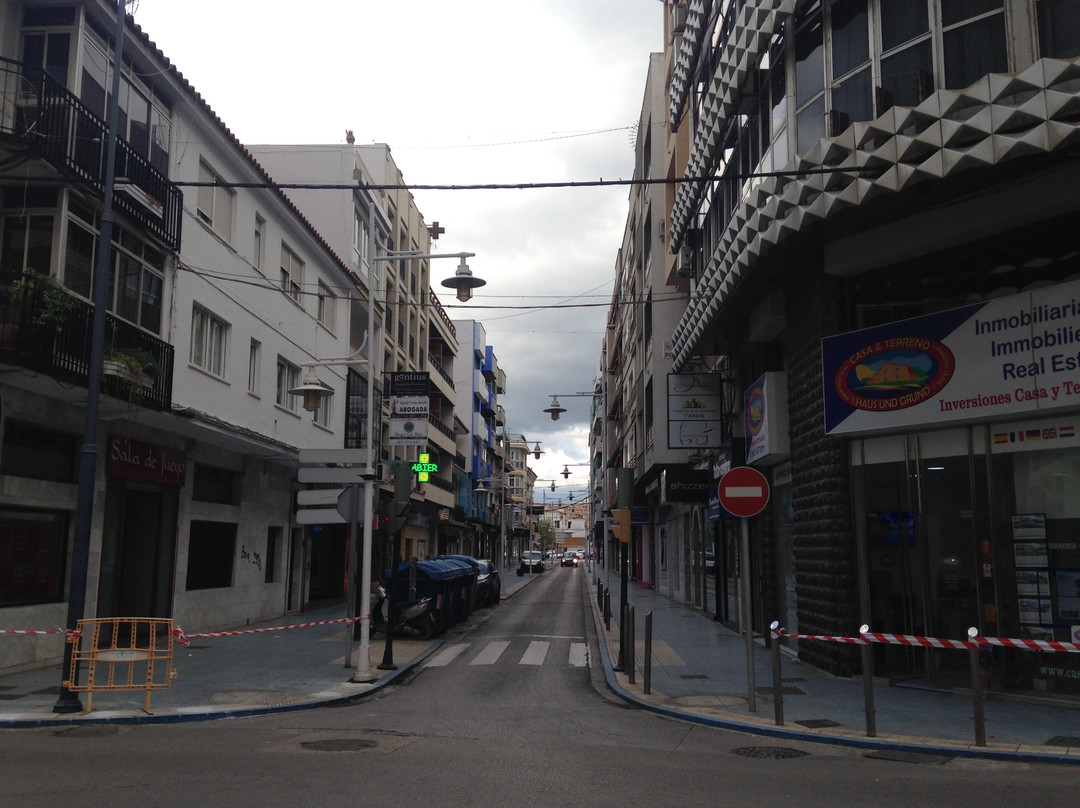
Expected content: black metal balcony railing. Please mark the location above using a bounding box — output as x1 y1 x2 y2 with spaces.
0 280 173 412
0 58 182 252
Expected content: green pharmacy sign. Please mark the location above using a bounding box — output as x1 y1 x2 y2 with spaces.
411 453 438 482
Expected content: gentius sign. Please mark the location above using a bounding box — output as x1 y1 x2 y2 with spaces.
822 278 1080 435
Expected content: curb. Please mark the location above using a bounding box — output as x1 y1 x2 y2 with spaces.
0 641 443 729
585 578 1079 766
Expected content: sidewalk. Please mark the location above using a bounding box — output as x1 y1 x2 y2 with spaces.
586 567 1080 766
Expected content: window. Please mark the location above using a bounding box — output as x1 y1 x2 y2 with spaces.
192 464 239 504
0 213 54 286
63 214 164 333
280 243 303 303
942 11 1007 91
190 305 227 376
1 421 78 483
352 207 370 277
276 357 301 412
196 160 234 242
314 387 332 428
1038 0 1080 58
185 520 237 590
253 214 265 269
317 280 336 331
248 339 261 395
0 508 69 607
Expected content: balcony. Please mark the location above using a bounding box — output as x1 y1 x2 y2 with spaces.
0 277 173 412
0 58 182 252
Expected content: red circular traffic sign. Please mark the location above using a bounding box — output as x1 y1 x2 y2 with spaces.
718 466 770 518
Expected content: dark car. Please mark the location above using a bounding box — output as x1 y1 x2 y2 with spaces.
560 552 579 567
475 558 501 606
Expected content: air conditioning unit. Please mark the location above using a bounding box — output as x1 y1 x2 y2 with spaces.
675 245 694 277
670 3 687 37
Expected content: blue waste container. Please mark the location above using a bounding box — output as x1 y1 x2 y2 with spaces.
385 560 465 634
438 555 480 618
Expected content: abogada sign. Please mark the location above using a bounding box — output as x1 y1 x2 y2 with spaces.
389 395 429 446
822 279 1080 435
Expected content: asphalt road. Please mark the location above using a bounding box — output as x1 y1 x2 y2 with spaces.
1 568 1074 807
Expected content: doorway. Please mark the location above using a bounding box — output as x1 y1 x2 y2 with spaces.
856 436 986 683
97 483 178 619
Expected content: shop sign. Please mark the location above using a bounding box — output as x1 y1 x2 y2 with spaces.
106 435 186 486
823 279 1080 435
388 395 429 446
745 372 789 465
660 468 710 503
667 373 723 449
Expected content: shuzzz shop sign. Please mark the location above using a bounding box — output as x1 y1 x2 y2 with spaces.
823 279 1080 435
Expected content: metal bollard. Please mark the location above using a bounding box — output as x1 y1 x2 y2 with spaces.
604 590 611 631
644 611 652 695
858 625 877 737
597 578 603 609
770 621 784 726
968 627 987 747
627 605 636 684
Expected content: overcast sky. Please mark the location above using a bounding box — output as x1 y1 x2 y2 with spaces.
130 0 664 495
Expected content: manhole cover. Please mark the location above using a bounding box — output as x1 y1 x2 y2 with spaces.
731 746 808 760
302 739 378 752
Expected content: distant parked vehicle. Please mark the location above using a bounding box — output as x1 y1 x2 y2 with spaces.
476 558 501 605
517 550 544 576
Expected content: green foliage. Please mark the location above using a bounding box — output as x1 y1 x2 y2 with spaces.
9 269 78 334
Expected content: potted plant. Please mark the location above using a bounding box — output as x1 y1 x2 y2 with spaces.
6 268 79 337
103 347 163 387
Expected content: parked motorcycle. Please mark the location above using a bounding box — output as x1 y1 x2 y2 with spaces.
367 584 434 641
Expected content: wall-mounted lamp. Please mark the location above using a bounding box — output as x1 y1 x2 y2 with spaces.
532 442 543 460
441 255 486 302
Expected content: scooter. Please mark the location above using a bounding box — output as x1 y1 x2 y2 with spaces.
368 584 434 641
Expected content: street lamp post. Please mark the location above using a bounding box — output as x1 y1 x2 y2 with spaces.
289 249 484 683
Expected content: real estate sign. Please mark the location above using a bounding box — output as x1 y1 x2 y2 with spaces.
822 279 1080 435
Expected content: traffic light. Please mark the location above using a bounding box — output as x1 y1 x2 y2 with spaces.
611 508 631 543
389 464 411 534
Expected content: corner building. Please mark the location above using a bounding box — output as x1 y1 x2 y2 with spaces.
666 0 1080 696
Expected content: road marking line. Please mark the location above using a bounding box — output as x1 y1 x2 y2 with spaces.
568 642 588 667
426 643 470 667
520 640 550 666
470 640 510 665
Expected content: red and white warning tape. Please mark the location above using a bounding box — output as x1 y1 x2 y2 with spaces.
172 615 366 647
0 627 80 638
771 627 1080 654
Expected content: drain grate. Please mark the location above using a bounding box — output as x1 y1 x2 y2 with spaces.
755 686 807 696
796 719 841 729
302 739 378 752
732 746 808 760
1044 735 1080 747
865 750 951 765
680 674 709 680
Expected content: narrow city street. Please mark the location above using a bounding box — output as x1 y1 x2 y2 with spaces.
1 570 1075 808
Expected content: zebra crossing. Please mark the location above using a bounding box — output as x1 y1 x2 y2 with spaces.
424 637 589 669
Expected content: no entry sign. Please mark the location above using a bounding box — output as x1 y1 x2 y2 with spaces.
718 466 770 518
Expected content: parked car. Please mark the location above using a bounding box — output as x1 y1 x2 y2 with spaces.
517 550 545 576
476 558 501 606
561 552 579 567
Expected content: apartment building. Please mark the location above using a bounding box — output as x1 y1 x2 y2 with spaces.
664 0 1080 696
0 1 362 674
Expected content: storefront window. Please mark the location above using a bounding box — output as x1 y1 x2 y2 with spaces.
0 509 69 607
